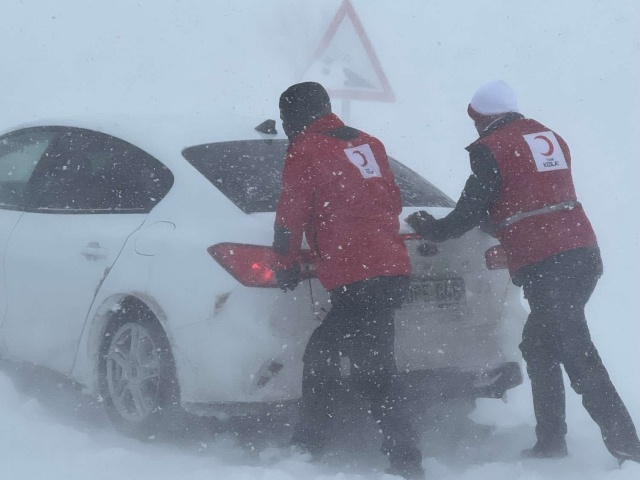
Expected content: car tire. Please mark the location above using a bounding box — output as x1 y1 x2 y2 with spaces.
98 302 181 439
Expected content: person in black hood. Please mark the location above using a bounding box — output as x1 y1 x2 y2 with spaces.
275 82 424 480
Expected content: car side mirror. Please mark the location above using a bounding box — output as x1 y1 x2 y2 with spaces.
255 119 277 135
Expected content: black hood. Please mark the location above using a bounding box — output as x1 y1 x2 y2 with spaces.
279 82 332 140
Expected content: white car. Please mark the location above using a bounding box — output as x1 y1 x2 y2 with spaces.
0 114 523 437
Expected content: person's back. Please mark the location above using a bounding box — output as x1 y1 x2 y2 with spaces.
468 114 598 275
279 111 409 290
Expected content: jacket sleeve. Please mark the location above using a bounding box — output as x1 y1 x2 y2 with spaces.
273 149 315 269
419 144 501 242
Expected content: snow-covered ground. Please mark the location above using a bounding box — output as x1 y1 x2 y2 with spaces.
1 1 639 479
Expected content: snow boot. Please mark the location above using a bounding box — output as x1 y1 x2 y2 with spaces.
386 447 425 480
385 463 425 480
521 436 568 459
287 439 325 459
611 447 640 467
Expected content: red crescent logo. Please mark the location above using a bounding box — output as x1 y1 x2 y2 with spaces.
534 135 554 156
353 150 368 167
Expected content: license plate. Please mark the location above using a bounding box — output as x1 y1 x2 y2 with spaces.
404 277 465 308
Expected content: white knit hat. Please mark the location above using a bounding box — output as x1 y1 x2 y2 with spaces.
469 80 519 116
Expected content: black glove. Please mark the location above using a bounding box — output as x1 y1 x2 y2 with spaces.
479 216 498 238
405 210 436 235
275 264 301 292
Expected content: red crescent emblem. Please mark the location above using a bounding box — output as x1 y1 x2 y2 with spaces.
353 150 368 167
534 135 554 156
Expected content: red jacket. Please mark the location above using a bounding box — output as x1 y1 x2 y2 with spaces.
471 117 598 274
274 113 410 291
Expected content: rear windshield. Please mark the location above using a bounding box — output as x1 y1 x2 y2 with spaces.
183 139 455 213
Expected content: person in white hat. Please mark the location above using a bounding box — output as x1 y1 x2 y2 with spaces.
406 80 640 464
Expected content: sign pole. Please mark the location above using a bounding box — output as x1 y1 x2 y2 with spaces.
342 99 351 125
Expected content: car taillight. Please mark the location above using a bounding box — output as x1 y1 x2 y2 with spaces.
208 242 316 288
485 245 509 270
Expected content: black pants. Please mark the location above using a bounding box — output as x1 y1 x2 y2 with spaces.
517 247 640 456
292 275 420 463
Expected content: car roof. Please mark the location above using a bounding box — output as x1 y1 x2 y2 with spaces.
0 113 288 168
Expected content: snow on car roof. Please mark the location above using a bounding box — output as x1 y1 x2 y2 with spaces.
0 112 287 168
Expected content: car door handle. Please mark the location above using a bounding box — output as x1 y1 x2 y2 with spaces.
81 242 109 260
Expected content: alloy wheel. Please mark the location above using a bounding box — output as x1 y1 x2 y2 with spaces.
105 323 162 423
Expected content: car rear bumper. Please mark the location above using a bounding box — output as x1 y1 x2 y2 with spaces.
183 361 522 418
400 361 523 403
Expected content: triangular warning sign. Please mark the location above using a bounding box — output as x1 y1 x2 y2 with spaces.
301 0 395 102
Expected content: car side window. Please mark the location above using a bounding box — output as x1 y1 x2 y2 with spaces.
28 128 174 213
0 129 57 210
